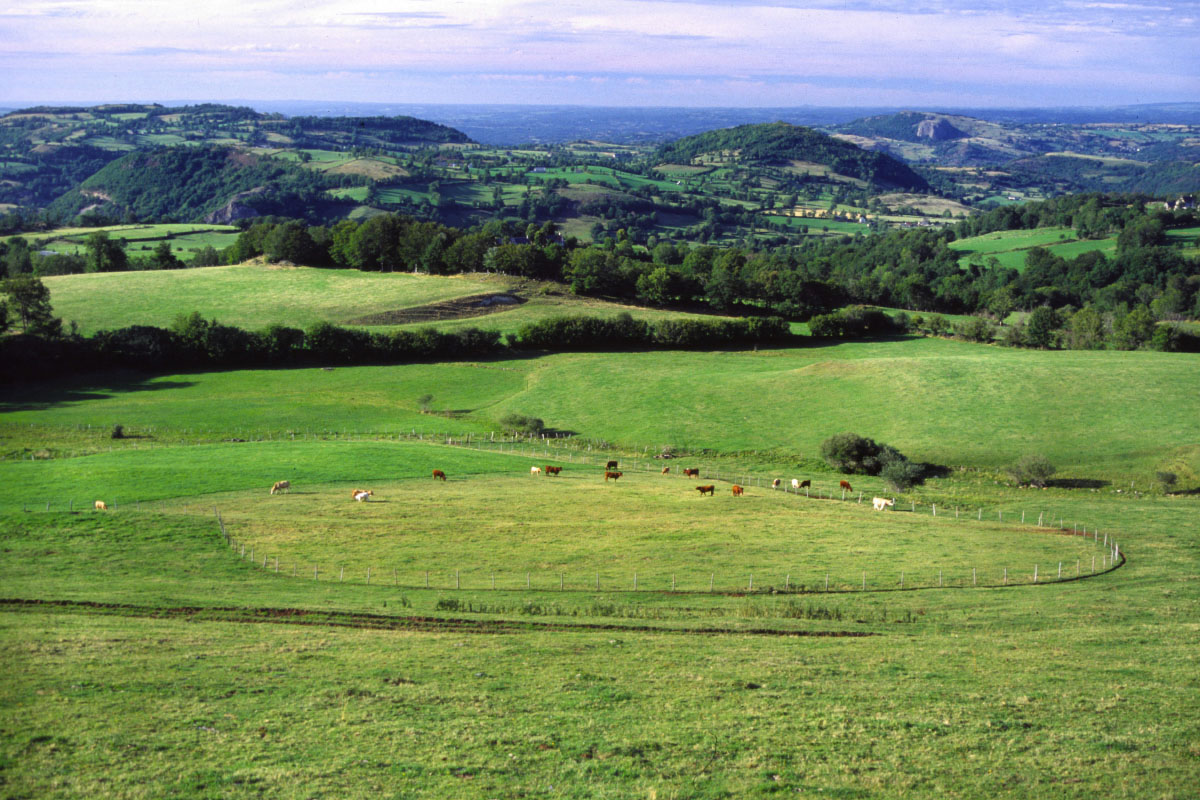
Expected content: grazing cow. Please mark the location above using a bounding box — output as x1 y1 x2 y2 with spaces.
530 466 541 475
732 485 744 496
683 468 700 478
606 460 619 470
840 480 852 492
696 485 715 496
270 480 290 495
662 466 670 474
772 478 781 488
94 500 107 511
798 479 811 490
351 489 373 499
605 471 623 481
872 496 895 511
354 491 372 502
791 479 800 490
432 470 446 481
545 466 562 476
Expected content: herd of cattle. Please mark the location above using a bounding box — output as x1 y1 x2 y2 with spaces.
244 461 895 510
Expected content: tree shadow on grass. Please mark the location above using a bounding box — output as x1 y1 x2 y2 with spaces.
0 372 197 413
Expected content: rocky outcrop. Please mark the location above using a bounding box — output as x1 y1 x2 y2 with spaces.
204 186 266 224
916 118 965 141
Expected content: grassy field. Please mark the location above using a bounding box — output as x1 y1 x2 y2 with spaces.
3 338 1198 482
2 314 1198 796
40 264 739 337
42 266 503 333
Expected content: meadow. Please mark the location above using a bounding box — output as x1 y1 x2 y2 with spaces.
2 283 1199 796
947 227 1120 271
41 266 502 334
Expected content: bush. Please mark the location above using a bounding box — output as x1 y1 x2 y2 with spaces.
819 432 912 476
881 459 924 492
1007 454 1056 488
111 424 125 440
1156 471 1178 490
499 413 545 436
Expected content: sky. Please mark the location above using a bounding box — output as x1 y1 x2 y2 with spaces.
1 0 1198 108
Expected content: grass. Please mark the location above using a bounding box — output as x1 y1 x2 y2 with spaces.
4 338 1198 484
42 266 501 333
2 316 1198 797
949 228 1121 271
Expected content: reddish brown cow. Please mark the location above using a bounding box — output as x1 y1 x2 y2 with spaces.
839 480 852 492
732 485 744 496
606 460 619 470
605 471 623 481
683 468 700 477
695 485 715 496
545 466 562 476
432 470 446 481
662 466 670 474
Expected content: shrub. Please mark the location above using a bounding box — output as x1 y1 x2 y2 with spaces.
881 459 924 492
1007 454 1056 488
111 424 125 440
1156 471 1178 490
499 413 545 436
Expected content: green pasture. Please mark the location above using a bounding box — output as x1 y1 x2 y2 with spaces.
950 228 1120 270
4 338 1198 484
2 331 1199 796
42 266 502 333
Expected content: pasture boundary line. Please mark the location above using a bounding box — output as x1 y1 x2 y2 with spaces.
0 598 875 639
219 518 1126 597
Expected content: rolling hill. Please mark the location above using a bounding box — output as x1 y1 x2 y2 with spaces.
655 122 929 191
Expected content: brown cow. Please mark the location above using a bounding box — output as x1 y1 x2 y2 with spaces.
695 485 715 496
270 480 290 495
683 468 700 477
353 490 372 502
662 466 670 474
772 478 781 488
350 488 373 499
732 485 744 496
545 466 562 476
840 480 852 492
432 469 446 481
798 479 811 489
606 460 619 470
605 471 622 481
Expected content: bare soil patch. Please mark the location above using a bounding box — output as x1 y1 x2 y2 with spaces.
348 293 527 326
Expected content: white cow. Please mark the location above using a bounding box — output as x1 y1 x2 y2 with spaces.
354 490 372 502
530 466 541 475
872 497 895 511
791 479 800 490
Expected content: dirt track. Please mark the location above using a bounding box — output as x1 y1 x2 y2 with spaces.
0 598 875 638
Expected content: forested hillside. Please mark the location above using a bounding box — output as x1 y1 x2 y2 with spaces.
46 146 360 223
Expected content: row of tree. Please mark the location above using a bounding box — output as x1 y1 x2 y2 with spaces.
0 301 793 379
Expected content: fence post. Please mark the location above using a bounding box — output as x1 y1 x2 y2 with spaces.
367 567 371 585
1034 565 1038 583
633 572 638 591
1003 567 1007 585
709 573 714 592
456 570 460 589
972 567 976 586
426 571 429 588
672 574 676 592
900 571 904 589
825 573 829 591
340 566 343 582
748 574 753 591
785 574 790 591
560 573 564 590
1057 562 1061 580
862 571 866 591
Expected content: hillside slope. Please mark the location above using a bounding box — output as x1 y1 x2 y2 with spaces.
655 122 929 191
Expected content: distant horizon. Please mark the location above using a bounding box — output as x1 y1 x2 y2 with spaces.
5 99 1200 113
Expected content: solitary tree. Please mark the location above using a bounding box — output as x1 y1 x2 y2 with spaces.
1 276 61 336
